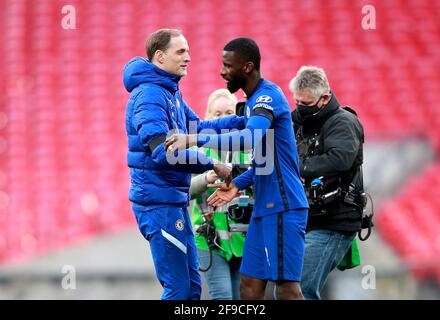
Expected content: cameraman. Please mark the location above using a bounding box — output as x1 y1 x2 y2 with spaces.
289 66 364 300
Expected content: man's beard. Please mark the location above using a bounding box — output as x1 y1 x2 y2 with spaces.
226 77 246 93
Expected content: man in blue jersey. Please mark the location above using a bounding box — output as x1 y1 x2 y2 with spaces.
123 29 245 300
165 38 309 300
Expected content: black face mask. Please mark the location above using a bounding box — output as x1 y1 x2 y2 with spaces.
297 105 321 117
296 96 324 119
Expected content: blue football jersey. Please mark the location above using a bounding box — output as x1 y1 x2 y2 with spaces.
238 79 309 217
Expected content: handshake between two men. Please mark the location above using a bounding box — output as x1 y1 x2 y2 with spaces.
164 133 240 207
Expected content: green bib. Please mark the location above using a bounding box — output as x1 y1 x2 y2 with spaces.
190 148 251 261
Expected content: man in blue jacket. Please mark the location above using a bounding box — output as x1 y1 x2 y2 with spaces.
123 29 244 300
165 38 309 300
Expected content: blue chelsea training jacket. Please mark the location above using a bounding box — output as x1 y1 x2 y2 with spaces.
123 57 244 209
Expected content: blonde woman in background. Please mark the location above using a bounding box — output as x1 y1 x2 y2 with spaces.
189 89 249 300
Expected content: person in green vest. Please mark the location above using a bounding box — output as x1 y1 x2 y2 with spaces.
189 89 250 300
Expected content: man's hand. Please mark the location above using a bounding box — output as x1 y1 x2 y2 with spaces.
207 182 239 207
212 163 232 186
164 134 196 153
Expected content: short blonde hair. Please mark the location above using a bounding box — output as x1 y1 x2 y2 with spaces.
289 66 330 99
205 89 238 119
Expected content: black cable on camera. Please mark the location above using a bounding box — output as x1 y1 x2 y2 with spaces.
197 218 222 272
357 192 374 241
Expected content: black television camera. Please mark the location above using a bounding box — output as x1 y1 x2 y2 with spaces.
308 176 368 212
307 175 373 241
227 194 253 232
227 163 253 232
307 176 343 214
236 101 246 117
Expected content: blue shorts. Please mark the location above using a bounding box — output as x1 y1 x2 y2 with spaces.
240 209 308 281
